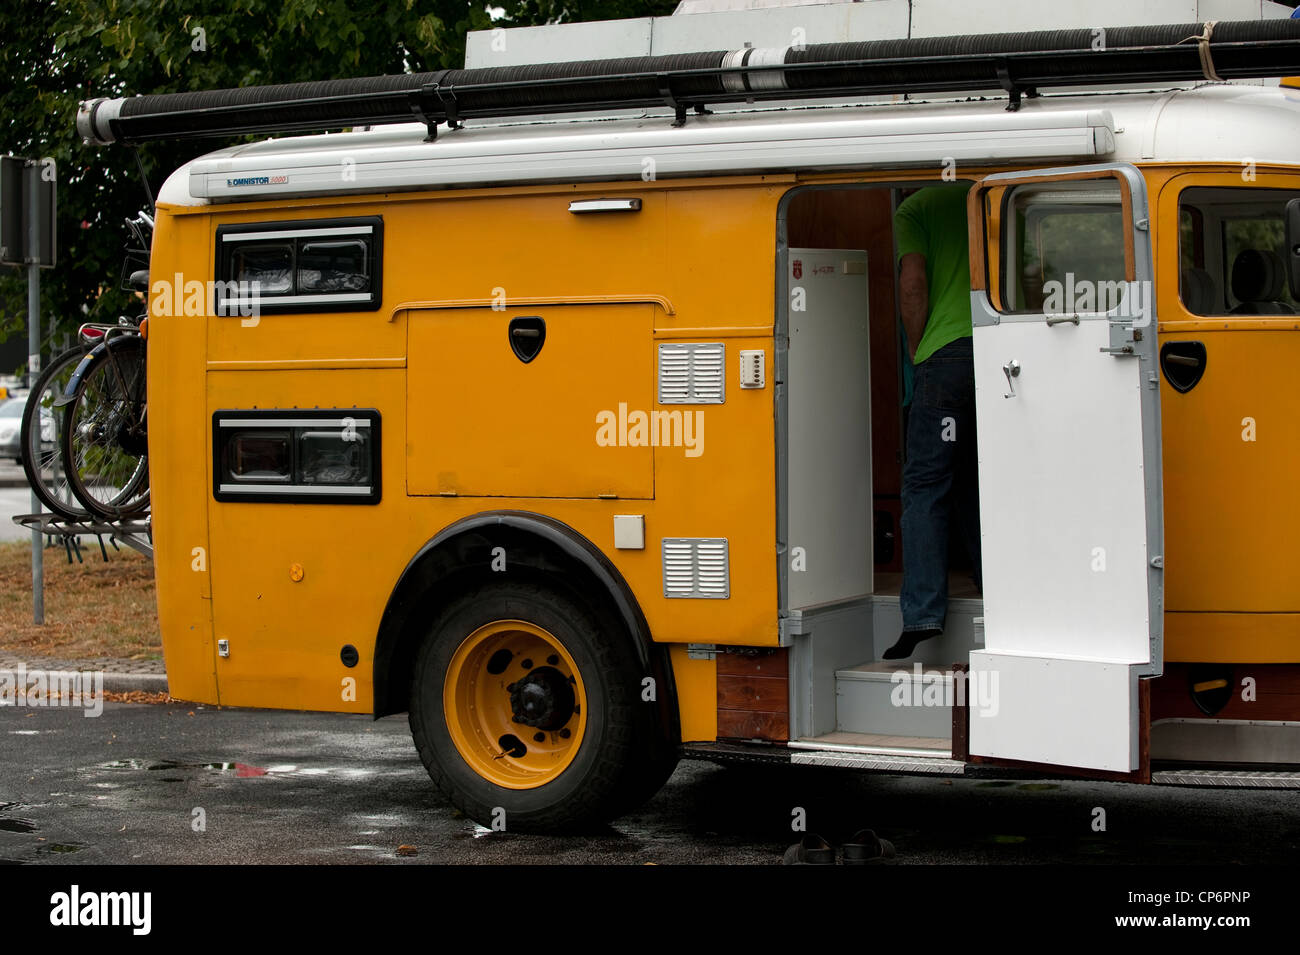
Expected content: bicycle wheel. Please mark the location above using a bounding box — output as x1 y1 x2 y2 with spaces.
62 335 150 520
20 346 92 521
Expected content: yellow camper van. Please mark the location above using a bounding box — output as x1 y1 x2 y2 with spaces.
77 5 1300 830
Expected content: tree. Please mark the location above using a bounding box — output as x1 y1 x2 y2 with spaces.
0 0 485 365
0 0 681 369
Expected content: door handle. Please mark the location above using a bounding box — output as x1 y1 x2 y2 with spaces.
1003 359 1020 398
1159 340 1207 392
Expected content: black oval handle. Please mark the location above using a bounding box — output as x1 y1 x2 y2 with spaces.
508 315 546 363
1159 341 1207 393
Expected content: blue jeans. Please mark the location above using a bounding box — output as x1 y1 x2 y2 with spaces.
900 336 982 632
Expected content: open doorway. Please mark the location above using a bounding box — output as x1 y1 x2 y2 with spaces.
784 183 980 601
780 181 985 754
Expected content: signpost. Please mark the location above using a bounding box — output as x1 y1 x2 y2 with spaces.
1 156 57 624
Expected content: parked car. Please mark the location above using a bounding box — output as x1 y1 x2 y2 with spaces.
0 395 53 465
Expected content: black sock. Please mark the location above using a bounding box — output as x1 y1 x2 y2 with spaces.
882 627 941 660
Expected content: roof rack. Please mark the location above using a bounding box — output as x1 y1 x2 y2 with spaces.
79 19 1300 145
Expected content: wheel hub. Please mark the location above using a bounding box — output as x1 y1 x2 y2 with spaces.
443 619 588 789
116 420 148 457
509 666 575 730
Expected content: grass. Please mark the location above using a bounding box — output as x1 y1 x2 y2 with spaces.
0 539 162 661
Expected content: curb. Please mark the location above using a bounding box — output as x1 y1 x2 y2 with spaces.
1 666 168 695
103 672 170 694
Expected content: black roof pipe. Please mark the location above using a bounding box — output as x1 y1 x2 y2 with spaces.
78 19 1300 145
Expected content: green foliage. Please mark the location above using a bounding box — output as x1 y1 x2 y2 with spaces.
0 0 681 361
0 0 500 358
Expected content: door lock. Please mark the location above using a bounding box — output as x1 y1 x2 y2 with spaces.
1002 359 1020 398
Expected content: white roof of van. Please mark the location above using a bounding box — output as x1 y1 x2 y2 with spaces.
158 83 1300 207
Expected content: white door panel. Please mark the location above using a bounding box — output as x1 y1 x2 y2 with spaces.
973 318 1152 661
966 162 1163 774
787 249 873 610
970 652 1139 772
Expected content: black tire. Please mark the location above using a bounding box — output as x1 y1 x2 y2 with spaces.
409 580 669 833
61 335 150 521
20 347 93 521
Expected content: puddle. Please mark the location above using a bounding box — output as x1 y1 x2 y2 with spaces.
1016 783 1061 792
96 760 151 770
1077 840 1114 855
95 759 268 777
0 819 38 834
35 843 85 855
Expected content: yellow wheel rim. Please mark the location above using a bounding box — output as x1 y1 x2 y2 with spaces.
443 619 588 790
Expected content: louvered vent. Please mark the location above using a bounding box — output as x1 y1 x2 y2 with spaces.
662 538 730 598
658 343 725 404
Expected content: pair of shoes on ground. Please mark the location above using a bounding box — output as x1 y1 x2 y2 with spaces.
782 830 896 865
882 626 942 661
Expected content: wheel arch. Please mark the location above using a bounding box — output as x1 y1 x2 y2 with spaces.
372 510 680 746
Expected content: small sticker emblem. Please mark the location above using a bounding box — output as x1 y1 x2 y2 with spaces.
792 259 802 279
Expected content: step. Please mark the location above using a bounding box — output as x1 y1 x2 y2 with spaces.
834 661 957 739
790 733 963 773
794 730 951 757
1151 768 1300 788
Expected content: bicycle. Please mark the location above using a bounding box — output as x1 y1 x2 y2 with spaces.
20 337 110 521
47 212 152 522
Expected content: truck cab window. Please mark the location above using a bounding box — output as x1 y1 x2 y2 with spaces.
1178 187 1300 316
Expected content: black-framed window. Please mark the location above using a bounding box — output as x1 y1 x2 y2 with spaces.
213 409 381 504
1177 186 1300 316
214 216 383 315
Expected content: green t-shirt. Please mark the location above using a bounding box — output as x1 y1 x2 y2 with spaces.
894 183 973 365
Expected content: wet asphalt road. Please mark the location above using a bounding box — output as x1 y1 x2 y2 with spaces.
2 701 1298 866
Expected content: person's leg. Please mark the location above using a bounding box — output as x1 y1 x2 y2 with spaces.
951 349 983 593
891 347 962 657
889 339 978 659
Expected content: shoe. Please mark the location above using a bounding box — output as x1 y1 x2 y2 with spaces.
882 627 942 660
782 833 836 865
841 829 896 865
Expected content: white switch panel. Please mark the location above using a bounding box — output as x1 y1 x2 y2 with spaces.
613 514 645 550
739 349 765 389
